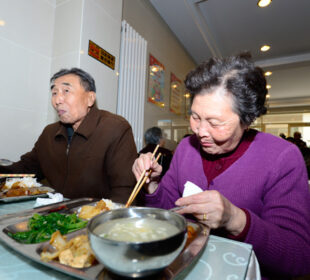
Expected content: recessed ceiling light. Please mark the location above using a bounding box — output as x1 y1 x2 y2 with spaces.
0 20 5 26
257 0 272 8
266 85 271 89
260 45 271 52
265 71 272 76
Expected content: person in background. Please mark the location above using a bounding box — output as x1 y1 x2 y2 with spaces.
139 126 173 177
132 54 310 279
279 133 286 139
293 131 307 148
0 68 137 203
291 132 310 179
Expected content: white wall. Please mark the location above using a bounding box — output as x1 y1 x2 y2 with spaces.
122 0 196 134
48 0 83 123
80 0 122 113
0 0 55 161
1 0 123 161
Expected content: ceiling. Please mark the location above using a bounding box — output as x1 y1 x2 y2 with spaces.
149 0 310 68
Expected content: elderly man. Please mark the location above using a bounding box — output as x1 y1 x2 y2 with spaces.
0 68 137 203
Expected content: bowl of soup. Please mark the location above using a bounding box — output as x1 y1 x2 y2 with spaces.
87 207 187 277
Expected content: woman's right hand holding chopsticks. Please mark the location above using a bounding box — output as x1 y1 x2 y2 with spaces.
132 152 162 194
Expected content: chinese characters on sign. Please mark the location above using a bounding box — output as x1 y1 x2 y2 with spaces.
170 73 182 115
148 54 165 108
88 40 115 70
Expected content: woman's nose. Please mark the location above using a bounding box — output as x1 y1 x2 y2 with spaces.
197 120 210 137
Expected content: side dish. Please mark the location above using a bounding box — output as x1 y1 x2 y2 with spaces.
78 199 119 220
41 231 96 268
8 212 88 244
0 177 48 198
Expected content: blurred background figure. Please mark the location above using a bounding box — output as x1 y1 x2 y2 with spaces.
279 133 286 139
293 131 307 149
139 127 173 177
285 133 310 179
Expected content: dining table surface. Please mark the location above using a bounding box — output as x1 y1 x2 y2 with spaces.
0 199 261 280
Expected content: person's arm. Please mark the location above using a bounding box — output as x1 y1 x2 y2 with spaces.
244 146 310 277
104 122 138 204
0 142 44 179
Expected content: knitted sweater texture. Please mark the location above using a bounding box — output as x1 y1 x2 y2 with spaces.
144 132 310 278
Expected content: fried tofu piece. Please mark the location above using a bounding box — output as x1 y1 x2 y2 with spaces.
41 231 96 268
78 200 110 220
78 205 102 220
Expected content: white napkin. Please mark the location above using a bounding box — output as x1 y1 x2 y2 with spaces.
34 192 64 207
182 181 203 197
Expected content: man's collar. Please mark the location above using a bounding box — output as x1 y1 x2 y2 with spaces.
74 106 100 139
55 106 100 140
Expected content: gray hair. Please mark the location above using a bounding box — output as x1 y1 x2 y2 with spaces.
144 127 163 145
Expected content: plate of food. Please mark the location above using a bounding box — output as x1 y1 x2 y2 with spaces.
0 198 209 280
0 176 55 202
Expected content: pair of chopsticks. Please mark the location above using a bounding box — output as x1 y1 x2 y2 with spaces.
125 145 161 208
0 174 35 178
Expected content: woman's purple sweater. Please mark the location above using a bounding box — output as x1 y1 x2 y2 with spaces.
143 132 310 278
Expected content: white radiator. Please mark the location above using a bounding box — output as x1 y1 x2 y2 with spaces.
117 20 147 152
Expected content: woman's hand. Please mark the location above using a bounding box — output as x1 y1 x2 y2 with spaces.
132 153 162 194
175 190 246 236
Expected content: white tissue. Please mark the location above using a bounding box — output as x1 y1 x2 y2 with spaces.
182 181 203 197
34 192 64 207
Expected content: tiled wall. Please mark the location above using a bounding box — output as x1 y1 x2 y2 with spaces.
0 0 55 161
1 0 123 161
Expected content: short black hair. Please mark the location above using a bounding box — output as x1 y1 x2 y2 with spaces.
50 68 96 92
185 53 267 126
144 127 163 145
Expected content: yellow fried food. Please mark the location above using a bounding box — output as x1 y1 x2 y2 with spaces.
78 200 110 220
78 205 102 220
41 231 96 268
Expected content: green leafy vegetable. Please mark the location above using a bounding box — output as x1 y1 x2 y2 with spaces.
8 212 88 244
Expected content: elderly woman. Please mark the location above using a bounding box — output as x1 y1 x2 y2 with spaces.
132 54 310 279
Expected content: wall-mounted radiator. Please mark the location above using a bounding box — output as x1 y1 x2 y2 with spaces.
117 20 147 152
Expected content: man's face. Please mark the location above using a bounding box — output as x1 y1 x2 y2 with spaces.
51 74 95 131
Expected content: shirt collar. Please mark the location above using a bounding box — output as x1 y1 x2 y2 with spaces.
55 106 100 140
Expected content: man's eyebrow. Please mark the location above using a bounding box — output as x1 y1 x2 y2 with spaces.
50 82 71 90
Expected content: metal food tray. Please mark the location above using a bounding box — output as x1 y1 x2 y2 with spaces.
0 198 209 280
0 186 55 203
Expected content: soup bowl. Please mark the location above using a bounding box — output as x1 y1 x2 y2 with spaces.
87 207 187 278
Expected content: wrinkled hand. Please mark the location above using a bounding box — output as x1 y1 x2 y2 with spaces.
132 153 162 194
175 190 246 236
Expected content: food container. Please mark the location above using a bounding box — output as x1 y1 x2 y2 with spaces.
88 207 187 278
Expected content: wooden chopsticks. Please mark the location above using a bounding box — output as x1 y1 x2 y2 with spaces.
0 174 36 178
125 145 160 208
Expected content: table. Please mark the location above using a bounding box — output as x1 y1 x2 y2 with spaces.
0 200 261 280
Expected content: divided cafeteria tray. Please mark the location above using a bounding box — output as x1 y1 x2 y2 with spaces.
0 198 209 280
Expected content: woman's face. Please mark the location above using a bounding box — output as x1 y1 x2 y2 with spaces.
190 88 246 155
